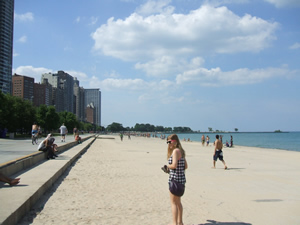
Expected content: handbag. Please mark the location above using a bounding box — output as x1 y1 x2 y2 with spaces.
169 179 185 197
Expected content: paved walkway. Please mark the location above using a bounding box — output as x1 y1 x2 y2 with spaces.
0 134 92 164
0 134 99 225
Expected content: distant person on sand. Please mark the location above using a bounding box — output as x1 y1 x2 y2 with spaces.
0 172 20 186
230 135 233 147
213 135 227 170
164 134 188 225
201 135 205 146
206 135 210 146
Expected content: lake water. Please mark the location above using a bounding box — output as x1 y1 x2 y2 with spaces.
174 132 300 152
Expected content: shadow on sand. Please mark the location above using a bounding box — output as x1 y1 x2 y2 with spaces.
196 220 251 225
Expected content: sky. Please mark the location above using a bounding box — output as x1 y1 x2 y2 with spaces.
12 0 300 132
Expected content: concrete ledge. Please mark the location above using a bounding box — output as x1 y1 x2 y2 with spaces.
0 135 94 177
0 135 97 225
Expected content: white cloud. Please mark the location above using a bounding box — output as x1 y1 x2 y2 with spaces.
289 42 300 50
13 66 53 83
14 12 34 22
17 35 27 43
66 70 88 81
91 5 278 62
13 52 20 57
203 0 250 7
264 0 300 8
90 16 98 25
91 77 148 91
135 56 205 77
176 66 296 86
75 17 81 23
136 0 174 16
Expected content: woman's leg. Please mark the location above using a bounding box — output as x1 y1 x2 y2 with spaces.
0 173 20 186
177 200 183 225
170 192 183 225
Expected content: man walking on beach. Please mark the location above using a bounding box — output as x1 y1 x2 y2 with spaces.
213 135 227 170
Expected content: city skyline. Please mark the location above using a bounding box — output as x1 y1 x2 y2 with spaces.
12 0 300 131
12 71 102 127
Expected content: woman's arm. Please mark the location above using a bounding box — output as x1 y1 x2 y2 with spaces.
185 158 188 170
168 149 180 169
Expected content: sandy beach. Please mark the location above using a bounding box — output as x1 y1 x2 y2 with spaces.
18 135 300 225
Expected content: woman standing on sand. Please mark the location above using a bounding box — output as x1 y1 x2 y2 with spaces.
166 134 188 225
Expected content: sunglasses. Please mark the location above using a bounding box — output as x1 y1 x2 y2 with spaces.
167 140 175 144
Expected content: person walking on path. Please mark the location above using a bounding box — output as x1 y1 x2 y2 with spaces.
213 134 228 170
31 122 39 144
165 134 188 225
73 127 78 137
59 123 68 142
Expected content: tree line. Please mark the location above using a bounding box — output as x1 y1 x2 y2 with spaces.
106 122 193 133
0 91 102 135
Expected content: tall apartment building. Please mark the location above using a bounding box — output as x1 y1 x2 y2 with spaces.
85 89 101 126
0 0 14 94
41 71 74 113
74 77 85 121
12 74 34 101
86 103 95 124
33 80 52 106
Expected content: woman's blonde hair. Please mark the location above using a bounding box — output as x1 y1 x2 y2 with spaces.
167 134 186 159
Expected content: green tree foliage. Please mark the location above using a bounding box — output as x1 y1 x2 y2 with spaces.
110 123 194 133
46 106 60 132
0 91 36 133
58 111 79 132
36 105 60 133
106 122 125 132
36 105 48 131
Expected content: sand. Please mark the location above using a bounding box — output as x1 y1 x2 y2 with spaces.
18 135 300 225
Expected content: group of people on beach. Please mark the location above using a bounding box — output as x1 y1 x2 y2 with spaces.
0 123 83 186
1 130 228 225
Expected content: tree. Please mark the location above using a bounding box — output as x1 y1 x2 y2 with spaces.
0 91 11 131
59 111 78 132
36 105 48 132
234 128 238 132
45 106 60 132
36 105 59 133
106 122 125 132
14 98 36 133
0 92 35 133
208 127 213 132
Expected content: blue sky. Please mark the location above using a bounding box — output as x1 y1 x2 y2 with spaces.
13 0 300 132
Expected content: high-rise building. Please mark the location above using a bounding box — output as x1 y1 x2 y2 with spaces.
12 74 34 101
74 77 85 121
0 0 14 94
41 71 74 113
33 80 52 107
85 89 101 126
86 103 95 124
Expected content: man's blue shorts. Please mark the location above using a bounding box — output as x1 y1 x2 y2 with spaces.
213 150 224 161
